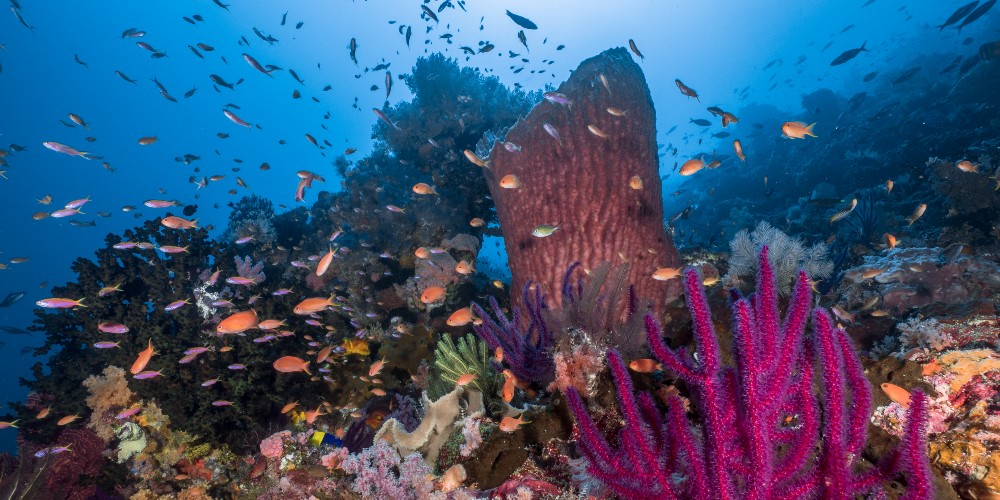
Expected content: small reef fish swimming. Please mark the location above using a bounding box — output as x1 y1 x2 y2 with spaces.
781 121 817 139
830 41 868 66
905 203 927 226
829 198 858 223
531 224 560 238
674 79 699 101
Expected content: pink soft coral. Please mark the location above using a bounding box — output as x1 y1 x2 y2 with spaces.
260 430 290 459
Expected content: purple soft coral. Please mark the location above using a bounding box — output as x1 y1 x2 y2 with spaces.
471 281 555 384
567 246 932 499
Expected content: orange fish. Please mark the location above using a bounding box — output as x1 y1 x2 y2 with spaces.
881 382 911 408
316 245 334 277
886 179 894 193
293 296 335 315
420 286 446 304
455 373 476 386
137 136 158 146
371 388 387 396
36 406 52 419
56 414 80 426
628 175 643 190
217 310 259 334
469 218 485 227
316 345 334 363
733 139 746 162
446 307 474 327
781 121 817 139
130 339 155 375
369 358 387 377
498 414 529 433
498 174 522 189
679 157 706 176
955 160 979 173
629 358 662 373
882 233 897 250
304 405 327 425
280 401 299 414
273 356 311 375
414 247 430 259
652 267 681 281
258 319 286 330
455 260 474 275
161 216 197 229
502 373 517 403
412 182 438 195
906 203 927 226
494 347 504 363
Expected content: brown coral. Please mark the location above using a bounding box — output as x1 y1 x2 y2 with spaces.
83 365 135 440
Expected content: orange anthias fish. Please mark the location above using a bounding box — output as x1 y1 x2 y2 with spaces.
273 356 311 375
629 358 663 373
280 401 299 414
369 358 387 377
316 245 334 277
679 157 707 176
906 203 927 226
498 414 529 433
881 382 911 408
733 139 746 162
293 296 335 315
56 414 80 426
161 216 198 229
781 121 817 139
446 307 474 326
455 260 474 275
316 345 334 363
412 182 438 195
420 286 446 304
498 174 522 189
455 373 476 386
303 404 326 425
652 267 681 281
217 309 259 334
130 339 155 375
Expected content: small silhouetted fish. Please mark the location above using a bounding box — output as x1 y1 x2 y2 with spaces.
289 69 304 84
939 56 962 73
957 0 996 33
74 54 88 68
892 66 921 85
841 24 855 33
189 45 203 58
763 58 782 70
863 71 877 82
959 54 980 75
213 0 230 11
210 74 238 89
0 292 26 308
193 14 203 21
184 87 197 98
296 21 303 29
421 4 438 22
479 43 494 53
939 0 979 31
281 11 287 25
115 70 138 84
794 55 807 66
830 41 868 66
712 131 730 138
183 16 195 25
848 91 867 111
505 10 536 29
690 118 711 126
1 326 31 335
69 220 96 227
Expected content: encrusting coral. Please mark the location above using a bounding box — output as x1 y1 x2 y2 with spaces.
374 385 485 467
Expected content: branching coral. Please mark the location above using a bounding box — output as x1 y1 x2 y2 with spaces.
567 246 933 498
340 440 441 499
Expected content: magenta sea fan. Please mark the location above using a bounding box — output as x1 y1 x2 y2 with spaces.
566 246 932 499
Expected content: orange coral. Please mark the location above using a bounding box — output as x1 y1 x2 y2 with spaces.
82 365 135 440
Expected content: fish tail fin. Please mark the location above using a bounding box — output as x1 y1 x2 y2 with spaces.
192 219 199 228
860 41 868 51
304 363 312 376
77 298 87 308
806 123 818 137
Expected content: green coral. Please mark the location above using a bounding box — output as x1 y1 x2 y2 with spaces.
184 442 212 460
430 333 502 415
115 422 147 463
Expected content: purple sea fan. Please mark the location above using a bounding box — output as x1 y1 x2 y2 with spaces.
471 281 555 384
566 246 932 499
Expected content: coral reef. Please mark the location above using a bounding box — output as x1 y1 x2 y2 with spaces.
483 47 682 311
340 440 439 499
567 247 933 497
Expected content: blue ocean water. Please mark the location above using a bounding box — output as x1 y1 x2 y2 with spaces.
0 0 995 488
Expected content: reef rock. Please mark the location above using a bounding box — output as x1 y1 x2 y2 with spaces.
483 47 682 311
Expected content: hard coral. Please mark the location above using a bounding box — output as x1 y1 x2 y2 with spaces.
567 246 933 499
483 47 682 311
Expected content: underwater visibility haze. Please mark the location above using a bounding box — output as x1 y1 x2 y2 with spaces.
1 0 999 497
